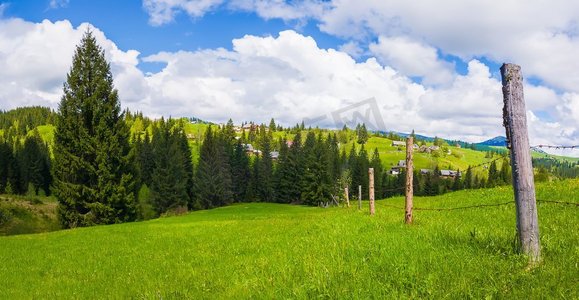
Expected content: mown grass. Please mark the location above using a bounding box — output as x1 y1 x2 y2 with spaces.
0 179 577 299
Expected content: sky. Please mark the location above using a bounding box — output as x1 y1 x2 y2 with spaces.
0 0 578 157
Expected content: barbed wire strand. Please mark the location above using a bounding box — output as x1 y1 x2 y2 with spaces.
377 199 578 211
537 199 579 206
530 145 578 150
467 156 505 171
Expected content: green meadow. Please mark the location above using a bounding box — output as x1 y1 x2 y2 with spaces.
1 179 577 299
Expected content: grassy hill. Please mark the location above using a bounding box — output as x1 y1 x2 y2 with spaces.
1 179 577 298
22 119 577 174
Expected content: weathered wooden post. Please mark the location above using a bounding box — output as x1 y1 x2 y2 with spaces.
405 137 413 224
500 63 540 262
358 185 362 210
369 168 375 215
344 187 350 207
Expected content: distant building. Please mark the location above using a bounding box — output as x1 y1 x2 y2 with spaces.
270 151 280 160
420 169 432 175
392 141 405 147
440 170 461 178
388 160 406 175
388 169 400 175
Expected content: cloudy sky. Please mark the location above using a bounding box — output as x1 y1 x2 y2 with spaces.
0 0 578 156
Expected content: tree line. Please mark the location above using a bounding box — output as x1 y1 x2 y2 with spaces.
0 31 572 229
0 131 52 196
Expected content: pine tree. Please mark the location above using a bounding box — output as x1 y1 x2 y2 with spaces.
19 132 52 195
177 126 196 208
268 118 276 132
231 139 250 202
257 129 274 202
149 120 189 215
195 126 233 208
301 134 332 205
463 166 473 189
499 157 511 185
273 138 293 203
53 31 136 227
487 160 498 187
370 148 383 198
357 123 369 144
357 145 370 199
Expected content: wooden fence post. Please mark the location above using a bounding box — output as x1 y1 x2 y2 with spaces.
405 137 413 224
369 168 375 215
358 185 362 210
500 63 540 262
344 187 350 207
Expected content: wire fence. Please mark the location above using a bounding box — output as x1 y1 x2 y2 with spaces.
530 144 578 150
377 198 578 211
365 142 578 212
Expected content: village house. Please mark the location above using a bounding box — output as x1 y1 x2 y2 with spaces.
392 141 405 147
388 160 407 175
419 145 441 154
440 170 461 178
270 151 280 160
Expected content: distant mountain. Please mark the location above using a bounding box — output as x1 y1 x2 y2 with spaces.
478 136 507 147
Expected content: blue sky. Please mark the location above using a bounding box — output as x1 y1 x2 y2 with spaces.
0 0 577 156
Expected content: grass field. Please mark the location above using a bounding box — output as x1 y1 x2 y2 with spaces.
0 179 577 298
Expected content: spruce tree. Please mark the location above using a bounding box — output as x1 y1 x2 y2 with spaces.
487 160 498 187
370 148 383 198
195 126 233 208
463 166 473 189
19 132 52 195
231 139 250 202
284 132 304 203
257 130 274 202
357 123 369 144
149 120 189 215
301 134 332 205
53 31 136 227
273 138 293 203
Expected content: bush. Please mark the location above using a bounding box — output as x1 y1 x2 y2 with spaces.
0 207 12 225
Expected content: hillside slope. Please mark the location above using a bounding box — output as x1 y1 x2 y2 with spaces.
0 179 577 298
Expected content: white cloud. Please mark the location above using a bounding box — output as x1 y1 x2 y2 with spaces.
0 17 577 156
0 18 146 111
314 1 579 93
227 0 329 22
142 0 224 26
49 0 70 9
338 41 364 59
369 36 454 86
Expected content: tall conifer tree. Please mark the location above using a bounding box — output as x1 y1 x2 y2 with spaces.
53 31 136 227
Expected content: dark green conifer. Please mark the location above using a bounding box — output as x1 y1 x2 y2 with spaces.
53 31 136 227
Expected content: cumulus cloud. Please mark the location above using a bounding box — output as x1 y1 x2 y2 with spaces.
49 0 70 9
143 0 224 26
0 17 577 156
369 36 455 86
227 0 329 21
0 18 146 111
314 1 579 93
